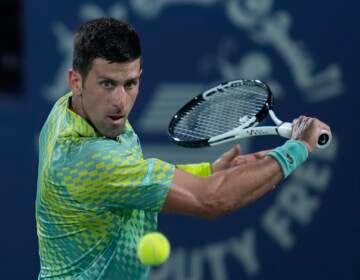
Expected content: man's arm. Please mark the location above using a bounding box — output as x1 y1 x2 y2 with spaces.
162 154 282 218
162 116 331 219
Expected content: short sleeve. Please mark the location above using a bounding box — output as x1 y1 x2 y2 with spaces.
51 138 175 212
176 162 212 177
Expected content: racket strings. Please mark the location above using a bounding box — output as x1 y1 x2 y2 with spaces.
174 99 263 139
207 86 266 115
172 85 268 141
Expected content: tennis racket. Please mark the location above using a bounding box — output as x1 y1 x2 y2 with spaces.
168 79 331 149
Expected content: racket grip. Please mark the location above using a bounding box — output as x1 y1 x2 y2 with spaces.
277 123 331 149
317 130 332 149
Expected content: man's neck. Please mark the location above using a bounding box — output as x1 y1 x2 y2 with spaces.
69 94 86 120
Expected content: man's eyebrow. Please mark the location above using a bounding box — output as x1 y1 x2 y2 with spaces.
125 77 139 83
97 75 141 84
97 76 118 82
125 75 141 81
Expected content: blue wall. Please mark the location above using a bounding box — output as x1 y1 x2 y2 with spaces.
1 1 359 279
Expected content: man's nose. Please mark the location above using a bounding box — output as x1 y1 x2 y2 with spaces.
113 86 127 108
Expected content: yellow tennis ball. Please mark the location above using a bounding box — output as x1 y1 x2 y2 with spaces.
137 232 170 266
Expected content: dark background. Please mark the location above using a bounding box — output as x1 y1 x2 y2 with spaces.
0 0 359 279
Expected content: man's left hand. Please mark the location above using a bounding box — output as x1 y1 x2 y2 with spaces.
212 144 270 173
212 144 241 173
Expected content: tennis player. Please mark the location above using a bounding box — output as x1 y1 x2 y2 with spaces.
36 17 331 279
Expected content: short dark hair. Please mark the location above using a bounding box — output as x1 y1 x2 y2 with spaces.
72 17 141 78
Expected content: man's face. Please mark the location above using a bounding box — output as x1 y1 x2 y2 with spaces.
73 58 142 138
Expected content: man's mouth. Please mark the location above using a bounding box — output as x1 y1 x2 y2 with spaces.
108 115 125 122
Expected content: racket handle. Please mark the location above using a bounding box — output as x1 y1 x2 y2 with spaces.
317 130 332 149
277 123 331 149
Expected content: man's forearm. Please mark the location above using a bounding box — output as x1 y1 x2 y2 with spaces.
201 156 283 217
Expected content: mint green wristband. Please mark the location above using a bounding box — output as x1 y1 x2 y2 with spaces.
267 140 309 178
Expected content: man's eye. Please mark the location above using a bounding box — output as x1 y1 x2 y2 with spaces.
125 80 138 89
101 80 114 89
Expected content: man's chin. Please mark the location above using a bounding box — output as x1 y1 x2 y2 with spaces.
99 124 126 139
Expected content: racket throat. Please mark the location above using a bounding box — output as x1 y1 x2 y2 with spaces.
269 109 292 138
269 110 283 126
276 122 292 138
208 117 258 145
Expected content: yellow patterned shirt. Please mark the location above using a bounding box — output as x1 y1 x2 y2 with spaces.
36 93 175 279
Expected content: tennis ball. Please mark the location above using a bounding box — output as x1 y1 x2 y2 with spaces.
137 232 170 266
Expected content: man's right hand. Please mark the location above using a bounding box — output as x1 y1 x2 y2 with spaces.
291 115 332 153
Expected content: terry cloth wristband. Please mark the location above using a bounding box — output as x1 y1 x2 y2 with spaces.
267 140 309 178
176 162 212 177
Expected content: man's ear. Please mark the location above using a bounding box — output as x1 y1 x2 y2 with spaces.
68 69 83 96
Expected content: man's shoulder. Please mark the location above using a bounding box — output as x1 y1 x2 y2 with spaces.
42 93 71 129
49 92 72 115
39 93 69 133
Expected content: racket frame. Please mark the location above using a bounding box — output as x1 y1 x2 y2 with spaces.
168 79 273 148
208 110 292 146
168 79 331 149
